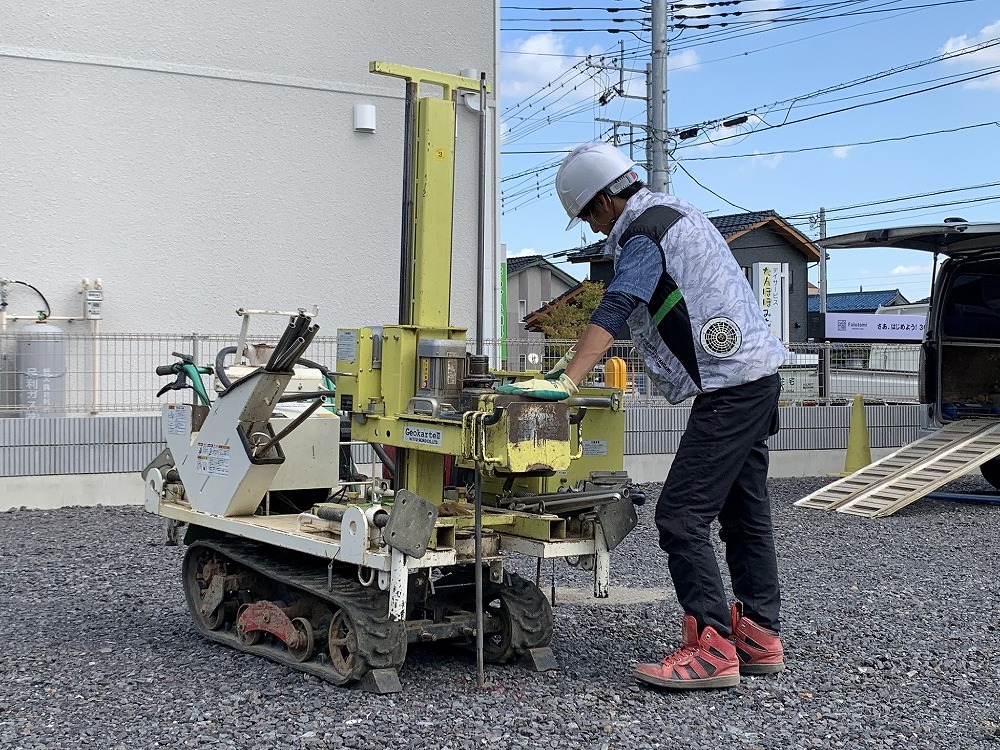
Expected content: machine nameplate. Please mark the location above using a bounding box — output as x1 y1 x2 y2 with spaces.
403 425 444 447
166 405 190 436
196 441 231 477
582 440 608 457
336 330 358 363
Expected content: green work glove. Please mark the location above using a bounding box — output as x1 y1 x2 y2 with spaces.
495 373 578 401
545 347 576 379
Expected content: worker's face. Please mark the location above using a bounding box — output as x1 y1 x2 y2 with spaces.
582 194 616 236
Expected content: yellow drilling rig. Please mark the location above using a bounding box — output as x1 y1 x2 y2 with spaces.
142 63 639 694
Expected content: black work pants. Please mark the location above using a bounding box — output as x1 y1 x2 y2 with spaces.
654 372 781 636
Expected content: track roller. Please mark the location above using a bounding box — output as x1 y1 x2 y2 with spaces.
182 537 407 692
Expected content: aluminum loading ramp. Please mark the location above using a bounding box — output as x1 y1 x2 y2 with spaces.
794 419 1000 518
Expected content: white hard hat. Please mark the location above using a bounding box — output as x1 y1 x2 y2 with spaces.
555 142 637 230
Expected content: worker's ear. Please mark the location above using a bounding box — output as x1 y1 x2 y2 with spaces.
593 192 610 220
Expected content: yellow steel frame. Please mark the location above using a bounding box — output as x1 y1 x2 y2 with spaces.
370 62 488 330
368 62 489 502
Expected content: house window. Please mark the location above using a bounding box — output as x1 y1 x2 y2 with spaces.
518 300 527 321
518 354 527 371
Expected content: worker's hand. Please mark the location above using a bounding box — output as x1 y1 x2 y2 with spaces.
545 347 576 379
496 373 578 401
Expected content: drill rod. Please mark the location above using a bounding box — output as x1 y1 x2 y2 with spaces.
474 468 485 688
251 396 326 458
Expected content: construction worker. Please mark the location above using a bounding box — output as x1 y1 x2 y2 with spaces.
497 142 787 689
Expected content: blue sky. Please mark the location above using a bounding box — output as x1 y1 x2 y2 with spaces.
498 0 1000 303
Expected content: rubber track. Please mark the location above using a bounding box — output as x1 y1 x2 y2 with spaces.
482 572 554 663
184 537 407 685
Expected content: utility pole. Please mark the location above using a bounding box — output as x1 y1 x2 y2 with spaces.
818 207 830 400
587 3 671 190
649 1 670 192
591 42 649 166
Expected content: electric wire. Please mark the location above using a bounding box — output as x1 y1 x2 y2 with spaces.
499 0 991 214
6 281 53 318
670 36 1000 141
678 122 1000 161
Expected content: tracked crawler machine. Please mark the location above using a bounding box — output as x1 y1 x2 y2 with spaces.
142 63 638 693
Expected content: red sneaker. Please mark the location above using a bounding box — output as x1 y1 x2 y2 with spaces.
633 615 740 690
730 602 785 675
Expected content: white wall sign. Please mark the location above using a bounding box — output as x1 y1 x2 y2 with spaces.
824 313 926 341
751 263 789 342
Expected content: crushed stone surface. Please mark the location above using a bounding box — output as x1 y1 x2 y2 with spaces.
2 475 999 749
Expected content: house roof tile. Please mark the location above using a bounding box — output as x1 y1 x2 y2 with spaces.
807 289 909 312
505 255 579 287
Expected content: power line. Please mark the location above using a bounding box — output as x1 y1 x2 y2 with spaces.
671 0 980 28
500 0 981 214
673 161 753 212
678 121 1000 161
676 65 1000 150
788 181 1000 218
670 36 1000 141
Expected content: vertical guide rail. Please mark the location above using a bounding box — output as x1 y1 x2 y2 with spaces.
398 81 417 327
394 81 417 492
475 72 488 356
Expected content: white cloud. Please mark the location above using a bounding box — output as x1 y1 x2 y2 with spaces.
668 49 700 72
501 32 702 110
832 145 853 160
939 19 1000 90
892 264 934 277
508 247 540 258
500 34 605 103
751 151 783 170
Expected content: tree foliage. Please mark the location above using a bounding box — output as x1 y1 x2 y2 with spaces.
532 280 605 339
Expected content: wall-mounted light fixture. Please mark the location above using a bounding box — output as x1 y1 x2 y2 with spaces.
354 104 376 133
458 68 482 113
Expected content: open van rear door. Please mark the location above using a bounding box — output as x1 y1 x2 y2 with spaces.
819 223 1000 255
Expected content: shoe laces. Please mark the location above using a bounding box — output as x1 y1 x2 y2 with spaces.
660 644 699 668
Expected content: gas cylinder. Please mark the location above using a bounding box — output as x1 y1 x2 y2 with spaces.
15 321 67 417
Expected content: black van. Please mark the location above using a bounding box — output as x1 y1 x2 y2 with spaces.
821 221 1000 487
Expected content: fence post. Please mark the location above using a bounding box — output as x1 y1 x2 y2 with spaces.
190 333 201 366
818 341 829 401
89 327 101 415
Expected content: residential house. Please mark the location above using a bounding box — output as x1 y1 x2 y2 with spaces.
503 255 579 370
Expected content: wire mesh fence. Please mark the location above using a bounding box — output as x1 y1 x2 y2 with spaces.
492 338 920 406
0 330 922 417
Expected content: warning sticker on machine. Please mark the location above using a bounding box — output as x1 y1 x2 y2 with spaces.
403 426 443 447
582 439 608 457
336 330 357 363
196 442 231 477
166 405 190 435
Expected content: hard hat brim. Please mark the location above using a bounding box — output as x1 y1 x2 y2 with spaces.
565 216 582 231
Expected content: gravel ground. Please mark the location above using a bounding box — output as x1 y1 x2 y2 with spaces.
3 475 1000 750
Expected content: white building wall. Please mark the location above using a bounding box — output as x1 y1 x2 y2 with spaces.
1 1 498 340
